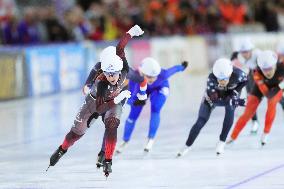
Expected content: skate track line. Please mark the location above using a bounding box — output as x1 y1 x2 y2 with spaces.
225 163 284 189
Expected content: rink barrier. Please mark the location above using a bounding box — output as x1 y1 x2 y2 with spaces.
25 43 88 96
1 32 284 100
0 50 26 100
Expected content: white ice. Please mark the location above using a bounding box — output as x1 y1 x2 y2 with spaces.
0 74 284 189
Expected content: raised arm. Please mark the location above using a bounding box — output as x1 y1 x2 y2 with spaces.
116 25 144 59
163 61 188 80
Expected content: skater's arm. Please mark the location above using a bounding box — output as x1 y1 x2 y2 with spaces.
84 62 101 86
116 33 131 59
116 25 144 59
230 71 248 97
163 61 188 80
127 67 148 101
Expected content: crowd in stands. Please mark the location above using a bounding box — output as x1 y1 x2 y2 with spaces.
1 0 284 45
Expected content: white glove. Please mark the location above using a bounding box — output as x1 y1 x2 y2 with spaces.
137 93 147 101
114 90 131 104
127 25 144 37
83 85 91 95
279 80 284 90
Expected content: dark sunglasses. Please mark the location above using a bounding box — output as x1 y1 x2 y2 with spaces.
103 71 121 77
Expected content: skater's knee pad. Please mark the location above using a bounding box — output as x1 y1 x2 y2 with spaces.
105 117 120 130
66 131 83 141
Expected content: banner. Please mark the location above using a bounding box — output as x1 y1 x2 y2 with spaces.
59 44 86 91
130 40 151 69
150 36 208 73
25 46 60 96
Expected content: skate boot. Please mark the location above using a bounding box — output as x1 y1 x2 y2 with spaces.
103 159 112 177
96 151 105 169
216 141 225 155
46 145 67 171
250 120 259 134
115 141 128 154
176 145 191 157
226 137 234 144
261 133 268 146
144 138 154 152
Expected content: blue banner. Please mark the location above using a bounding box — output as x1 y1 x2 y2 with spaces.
25 46 60 96
58 44 87 91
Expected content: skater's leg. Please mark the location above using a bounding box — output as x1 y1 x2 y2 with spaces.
231 95 260 140
61 131 84 150
186 101 212 147
264 91 283 134
123 105 143 142
49 95 97 167
104 105 122 160
219 105 235 142
148 89 168 139
61 97 96 150
246 72 258 122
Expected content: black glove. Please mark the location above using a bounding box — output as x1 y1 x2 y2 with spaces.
181 61 188 70
134 99 146 106
266 87 280 99
230 98 246 107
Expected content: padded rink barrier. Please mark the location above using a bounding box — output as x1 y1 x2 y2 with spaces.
0 51 26 100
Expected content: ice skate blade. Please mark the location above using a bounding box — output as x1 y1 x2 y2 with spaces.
104 172 109 179
96 164 103 169
46 165 51 172
176 153 182 158
143 148 149 153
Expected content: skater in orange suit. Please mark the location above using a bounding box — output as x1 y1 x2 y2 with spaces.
228 50 284 145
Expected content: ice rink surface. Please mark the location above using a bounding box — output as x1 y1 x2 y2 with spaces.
0 74 284 189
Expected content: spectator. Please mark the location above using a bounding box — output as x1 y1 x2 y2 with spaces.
64 5 90 41
254 0 279 32
41 7 71 42
1 14 20 44
17 7 41 44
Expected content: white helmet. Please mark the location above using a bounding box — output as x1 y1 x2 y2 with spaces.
140 57 161 77
257 50 278 69
213 58 233 80
238 37 254 52
100 46 123 72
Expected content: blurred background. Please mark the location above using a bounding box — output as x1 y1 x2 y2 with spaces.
1 0 284 100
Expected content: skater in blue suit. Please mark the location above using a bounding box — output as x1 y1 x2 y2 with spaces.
116 57 188 153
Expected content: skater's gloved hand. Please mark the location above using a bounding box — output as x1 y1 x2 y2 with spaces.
230 98 246 107
181 61 188 70
137 93 147 101
114 90 131 104
83 85 91 95
127 25 144 37
266 87 280 99
134 99 146 106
